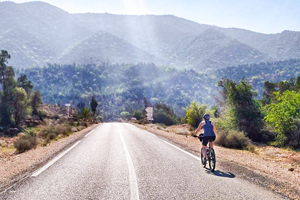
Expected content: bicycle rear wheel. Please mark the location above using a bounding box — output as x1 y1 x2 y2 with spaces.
200 149 206 168
208 148 216 172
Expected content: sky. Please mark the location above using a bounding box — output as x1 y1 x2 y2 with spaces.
4 0 300 34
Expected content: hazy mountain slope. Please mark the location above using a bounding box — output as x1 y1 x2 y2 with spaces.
58 31 157 65
172 29 269 70
73 13 212 58
0 1 95 68
0 27 55 68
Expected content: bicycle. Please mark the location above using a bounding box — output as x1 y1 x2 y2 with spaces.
194 134 216 172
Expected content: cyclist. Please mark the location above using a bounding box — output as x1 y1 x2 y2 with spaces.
194 114 217 162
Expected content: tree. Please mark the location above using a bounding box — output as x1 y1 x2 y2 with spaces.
13 87 31 126
218 78 264 141
120 111 131 120
0 51 16 126
186 102 207 128
31 90 43 115
153 103 177 126
264 90 300 146
17 75 33 96
90 96 98 115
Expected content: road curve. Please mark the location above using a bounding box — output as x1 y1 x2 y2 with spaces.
0 123 287 200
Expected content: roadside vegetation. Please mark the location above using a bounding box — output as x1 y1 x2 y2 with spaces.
0 51 102 154
2 48 300 154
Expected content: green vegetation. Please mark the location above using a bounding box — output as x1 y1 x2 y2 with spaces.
0 50 36 128
153 103 178 126
185 102 207 128
218 78 264 141
18 63 214 121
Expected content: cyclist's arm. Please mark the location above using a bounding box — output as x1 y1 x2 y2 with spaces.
194 121 204 135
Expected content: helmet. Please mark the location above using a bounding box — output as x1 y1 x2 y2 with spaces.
203 114 210 121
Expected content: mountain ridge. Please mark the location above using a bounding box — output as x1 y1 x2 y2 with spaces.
1 1 300 70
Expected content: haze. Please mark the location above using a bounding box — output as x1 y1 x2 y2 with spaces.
3 0 300 34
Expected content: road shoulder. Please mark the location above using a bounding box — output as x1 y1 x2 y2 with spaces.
134 123 300 200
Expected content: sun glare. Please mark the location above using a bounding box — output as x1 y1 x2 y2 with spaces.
122 0 147 15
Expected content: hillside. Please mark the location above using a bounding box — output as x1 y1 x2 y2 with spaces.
18 63 216 120
1 1 300 70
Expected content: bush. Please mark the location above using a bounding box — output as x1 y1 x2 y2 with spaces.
215 130 254 152
40 124 72 144
14 130 37 153
153 103 178 126
186 102 207 128
37 110 48 121
133 110 143 120
153 112 176 126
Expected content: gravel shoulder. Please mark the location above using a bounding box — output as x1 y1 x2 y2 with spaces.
0 123 100 192
135 123 300 200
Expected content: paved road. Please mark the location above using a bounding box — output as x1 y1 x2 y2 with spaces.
0 123 287 200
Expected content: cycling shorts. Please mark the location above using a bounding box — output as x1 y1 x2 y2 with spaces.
202 136 216 146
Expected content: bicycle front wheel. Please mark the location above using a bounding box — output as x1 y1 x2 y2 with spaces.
208 148 216 172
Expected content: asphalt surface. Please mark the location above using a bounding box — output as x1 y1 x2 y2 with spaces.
0 123 288 200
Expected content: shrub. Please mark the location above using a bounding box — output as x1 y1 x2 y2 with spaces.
14 130 37 153
79 108 91 120
215 130 254 152
38 110 47 121
40 124 72 144
153 103 178 126
120 111 131 120
133 110 143 120
186 102 207 128
153 112 175 126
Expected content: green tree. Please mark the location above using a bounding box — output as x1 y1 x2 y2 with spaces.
17 74 33 96
13 87 31 126
153 103 177 126
218 78 264 141
120 111 131 120
31 90 43 115
90 96 98 115
0 51 16 126
264 90 300 146
186 102 207 128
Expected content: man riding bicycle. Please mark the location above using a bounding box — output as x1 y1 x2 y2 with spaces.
194 114 217 162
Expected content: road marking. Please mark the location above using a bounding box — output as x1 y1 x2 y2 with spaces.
163 141 201 161
31 141 81 177
118 126 140 200
85 125 102 138
85 129 96 138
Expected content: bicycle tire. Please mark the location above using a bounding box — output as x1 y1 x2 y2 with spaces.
208 148 216 172
201 149 206 168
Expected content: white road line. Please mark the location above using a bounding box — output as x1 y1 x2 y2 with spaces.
163 141 201 161
31 141 81 177
118 126 140 200
85 129 95 138
85 125 101 138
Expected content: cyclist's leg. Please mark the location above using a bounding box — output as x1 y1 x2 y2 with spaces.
202 137 208 159
208 136 216 148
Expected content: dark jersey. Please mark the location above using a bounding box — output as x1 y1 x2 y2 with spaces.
202 120 215 137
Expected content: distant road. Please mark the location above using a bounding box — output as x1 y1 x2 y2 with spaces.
0 123 287 199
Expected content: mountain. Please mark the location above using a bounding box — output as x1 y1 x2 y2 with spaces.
58 31 157 65
171 29 270 70
1 1 300 70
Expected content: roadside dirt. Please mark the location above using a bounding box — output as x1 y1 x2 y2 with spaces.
0 123 100 192
135 123 300 200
